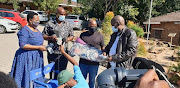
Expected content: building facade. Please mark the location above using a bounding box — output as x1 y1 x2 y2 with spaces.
144 11 180 45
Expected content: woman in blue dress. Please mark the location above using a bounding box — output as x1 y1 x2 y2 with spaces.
10 12 47 88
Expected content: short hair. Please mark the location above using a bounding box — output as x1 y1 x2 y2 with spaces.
0 72 17 88
27 12 38 22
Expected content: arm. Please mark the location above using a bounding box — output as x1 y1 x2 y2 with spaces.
43 35 57 41
22 45 46 51
100 35 105 50
18 28 46 51
111 30 138 61
134 70 169 88
59 45 78 65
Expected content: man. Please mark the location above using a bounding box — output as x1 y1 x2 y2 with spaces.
42 7 74 79
134 69 170 88
79 19 105 88
57 45 89 88
104 15 138 69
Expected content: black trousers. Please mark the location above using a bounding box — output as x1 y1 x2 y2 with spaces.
47 52 68 79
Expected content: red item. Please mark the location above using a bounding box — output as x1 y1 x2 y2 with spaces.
0 10 27 27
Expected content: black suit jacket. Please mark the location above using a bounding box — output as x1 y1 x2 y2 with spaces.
104 26 138 68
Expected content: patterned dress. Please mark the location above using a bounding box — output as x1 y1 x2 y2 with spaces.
10 26 44 88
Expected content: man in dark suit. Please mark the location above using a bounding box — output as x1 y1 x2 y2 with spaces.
104 15 138 69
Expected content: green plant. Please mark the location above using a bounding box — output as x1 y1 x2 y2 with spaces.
101 11 114 46
168 63 180 84
127 21 144 38
137 40 148 57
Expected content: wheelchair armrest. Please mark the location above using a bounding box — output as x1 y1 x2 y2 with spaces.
34 80 51 88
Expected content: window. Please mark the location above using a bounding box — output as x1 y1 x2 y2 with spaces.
65 16 77 19
79 16 85 20
37 12 44 15
154 30 162 39
0 12 2 16
19 14 25 18
2 12 15 17
22 11 31 14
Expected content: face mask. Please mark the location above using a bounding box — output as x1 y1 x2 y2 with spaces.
32 21 39 29
111 26 118 32
58 15 65 21
89 27 98 34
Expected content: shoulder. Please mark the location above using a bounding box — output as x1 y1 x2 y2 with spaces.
124 26 135 33
45 20 56 27
63 21 71 27
124 26 136 35
95 32 103 37
17 26 29 36
80 31 89 36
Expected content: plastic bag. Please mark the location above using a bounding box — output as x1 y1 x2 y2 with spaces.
69 43 108 62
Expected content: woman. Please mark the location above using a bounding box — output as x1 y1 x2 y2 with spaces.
10 12 46 88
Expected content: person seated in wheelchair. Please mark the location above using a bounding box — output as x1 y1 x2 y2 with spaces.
57 45 89 88
134 69 170 88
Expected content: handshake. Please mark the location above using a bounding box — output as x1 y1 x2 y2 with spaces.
46 37 67 54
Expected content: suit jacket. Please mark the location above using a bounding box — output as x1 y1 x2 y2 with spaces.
104 26 138 68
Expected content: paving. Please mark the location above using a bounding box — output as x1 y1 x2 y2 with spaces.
0 24 106 79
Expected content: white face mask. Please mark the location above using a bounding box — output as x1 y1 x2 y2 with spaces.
111 26 118 32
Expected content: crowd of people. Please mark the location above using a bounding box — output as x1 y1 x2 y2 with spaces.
7 7 171 88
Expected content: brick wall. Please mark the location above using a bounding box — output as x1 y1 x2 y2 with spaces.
151 22 180 45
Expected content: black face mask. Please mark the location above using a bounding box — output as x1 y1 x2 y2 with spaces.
88 27 98 34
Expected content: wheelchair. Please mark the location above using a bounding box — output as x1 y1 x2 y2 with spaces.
30 62 60 88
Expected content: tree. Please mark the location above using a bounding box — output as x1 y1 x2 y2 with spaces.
32 0 63 20
101 11 114 46
0 0 21 10
78 0 179 25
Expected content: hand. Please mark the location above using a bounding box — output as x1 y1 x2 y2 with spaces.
103 52 106 56
51 36 57 41
108 56 112 61
59 44 65 52
62 37 67 43
39 45 47 51
57 84 66 88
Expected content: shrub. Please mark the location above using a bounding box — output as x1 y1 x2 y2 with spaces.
168 63 180 85
137 40 148 57
127 21 144 38
92 17 97 21
101 11 114 46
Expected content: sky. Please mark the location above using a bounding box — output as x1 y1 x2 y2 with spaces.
72 0 77 2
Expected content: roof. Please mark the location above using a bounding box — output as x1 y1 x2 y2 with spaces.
143 11 180 24
59 0 81 7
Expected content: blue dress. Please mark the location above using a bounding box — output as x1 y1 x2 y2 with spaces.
10 26 44 88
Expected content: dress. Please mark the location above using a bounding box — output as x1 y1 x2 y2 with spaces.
10 26 44 88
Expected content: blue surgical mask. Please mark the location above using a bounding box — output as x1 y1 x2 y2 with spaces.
58 16 65 21
111 26 118 32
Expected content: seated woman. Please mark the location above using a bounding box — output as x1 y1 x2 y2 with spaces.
10 12 47 88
